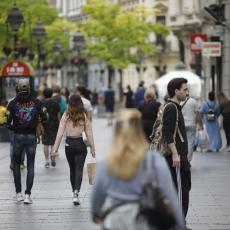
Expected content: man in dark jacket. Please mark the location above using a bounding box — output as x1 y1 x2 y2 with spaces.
6 78 48 204
162 78 191 229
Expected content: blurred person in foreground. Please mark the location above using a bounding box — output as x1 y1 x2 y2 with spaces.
162 78 191 229
51 95 96 205
199 91 222 152
138 87 161 142
217 92 230 151
91 109 185 230
6 78 48 204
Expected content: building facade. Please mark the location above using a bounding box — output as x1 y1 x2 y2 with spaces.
55 0 181 97
168 0 230 98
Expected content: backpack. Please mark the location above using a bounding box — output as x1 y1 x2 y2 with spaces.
207 102 216 121
150 103 184 156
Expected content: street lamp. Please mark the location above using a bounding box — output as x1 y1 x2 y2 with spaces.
32 20 46 87
155 43 166 77
6 3 24 59
72 31 87 86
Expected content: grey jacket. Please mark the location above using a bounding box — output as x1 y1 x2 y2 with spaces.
91 151 185 230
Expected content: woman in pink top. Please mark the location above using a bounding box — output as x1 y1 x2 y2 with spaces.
51 95 96 205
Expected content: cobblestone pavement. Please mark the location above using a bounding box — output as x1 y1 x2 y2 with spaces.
0 118 230 230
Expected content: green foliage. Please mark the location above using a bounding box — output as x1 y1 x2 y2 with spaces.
0 0 76 65
81 0 169 69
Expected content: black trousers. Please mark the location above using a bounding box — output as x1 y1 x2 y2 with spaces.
65 137 87 192
223 116 230 146
165 156 191 218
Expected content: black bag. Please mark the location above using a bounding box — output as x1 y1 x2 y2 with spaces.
137 151 176 230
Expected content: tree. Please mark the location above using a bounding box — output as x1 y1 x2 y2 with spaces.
0 0 76 66
81 0 169 86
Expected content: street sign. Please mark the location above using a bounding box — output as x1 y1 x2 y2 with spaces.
190 34 208 52
202 42 221 57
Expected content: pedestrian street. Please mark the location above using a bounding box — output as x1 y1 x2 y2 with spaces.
0 118 230 230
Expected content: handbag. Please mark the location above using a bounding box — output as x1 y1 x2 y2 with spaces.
137 151 176 230
87 156 96 185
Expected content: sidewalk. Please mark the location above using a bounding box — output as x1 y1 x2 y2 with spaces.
0 118 230 229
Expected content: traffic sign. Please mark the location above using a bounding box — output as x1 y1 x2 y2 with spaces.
202 42 221 57
190 34 208 52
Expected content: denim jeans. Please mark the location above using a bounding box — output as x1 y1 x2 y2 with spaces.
13 134 37 195
9 130 25 164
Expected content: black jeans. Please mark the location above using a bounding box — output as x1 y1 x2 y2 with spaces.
223 116 230 146
65 137 87 192
13 134 37 195
165 155 191 218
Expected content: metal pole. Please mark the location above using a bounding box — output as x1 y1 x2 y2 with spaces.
222 0 230 96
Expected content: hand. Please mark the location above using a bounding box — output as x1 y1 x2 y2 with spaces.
91 152 96 158
51 151 57 157
172 152 180 168
92 216 101 224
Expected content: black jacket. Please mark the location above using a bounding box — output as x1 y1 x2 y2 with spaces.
162 100 189 170
6 92 47 134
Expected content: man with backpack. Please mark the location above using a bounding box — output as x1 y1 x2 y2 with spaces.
159 78 191 229
6 79 48 204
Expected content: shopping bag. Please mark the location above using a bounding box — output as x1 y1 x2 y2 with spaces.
198 128 209 150
87 160 96 185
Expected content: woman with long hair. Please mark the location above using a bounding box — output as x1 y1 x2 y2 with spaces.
217 92 230 151
138 87 161 142
51 95 96 205
91 109 184 230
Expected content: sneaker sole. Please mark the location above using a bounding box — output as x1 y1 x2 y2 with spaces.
24 201 32 204
73 200 80 205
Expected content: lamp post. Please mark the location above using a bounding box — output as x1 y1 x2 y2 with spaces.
155 43 165 77
6 3 24 59
72 31 86 86
32 20 46 88
53 41 63 85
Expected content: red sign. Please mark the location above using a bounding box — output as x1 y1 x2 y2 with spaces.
190 34 208 52
1 61 31 77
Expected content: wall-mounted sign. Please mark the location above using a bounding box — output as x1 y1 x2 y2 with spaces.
202 42 221 57
190 34 208 52
1 61 32 77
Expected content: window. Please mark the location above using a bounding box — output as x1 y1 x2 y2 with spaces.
155 15 166 50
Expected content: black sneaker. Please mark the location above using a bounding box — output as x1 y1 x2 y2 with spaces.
51 156 56 167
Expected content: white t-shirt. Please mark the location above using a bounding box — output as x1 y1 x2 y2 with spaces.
181 97 198 127
81 97 93 112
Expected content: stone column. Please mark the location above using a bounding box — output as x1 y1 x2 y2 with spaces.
222 0 230 97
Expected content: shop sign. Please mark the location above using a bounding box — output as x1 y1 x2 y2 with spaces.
202 42 221 57
1 61 31 77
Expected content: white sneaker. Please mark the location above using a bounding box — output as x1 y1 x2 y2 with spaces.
24 194 33 204
45 162 50 168
72 191 80 205
16 193 24 202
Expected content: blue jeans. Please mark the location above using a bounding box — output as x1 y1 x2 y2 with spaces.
9 130 25 164
13 134 37 195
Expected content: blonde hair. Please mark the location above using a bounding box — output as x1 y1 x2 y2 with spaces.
144 87 156 100
107 109 148 180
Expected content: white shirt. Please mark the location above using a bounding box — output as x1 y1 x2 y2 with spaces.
81 97 93 112
181 97 198 127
